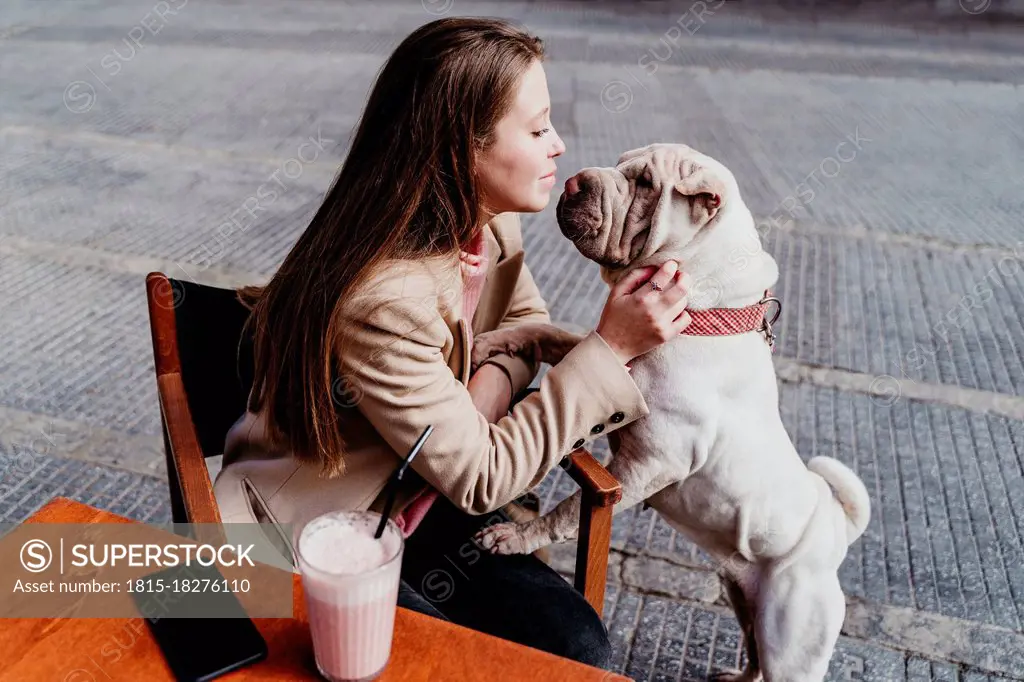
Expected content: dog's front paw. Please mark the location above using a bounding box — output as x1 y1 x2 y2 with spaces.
474 522 535 555
470 331 516 372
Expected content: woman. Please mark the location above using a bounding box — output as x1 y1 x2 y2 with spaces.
214 17 691 670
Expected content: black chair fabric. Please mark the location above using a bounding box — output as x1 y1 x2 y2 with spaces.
168 278 254 459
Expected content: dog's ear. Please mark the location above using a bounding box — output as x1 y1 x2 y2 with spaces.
617 145 651 165
673 165 725 227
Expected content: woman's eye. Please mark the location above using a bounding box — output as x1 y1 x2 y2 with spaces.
532 127 551 138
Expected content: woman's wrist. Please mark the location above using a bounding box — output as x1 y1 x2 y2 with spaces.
595 329 634 366
479 359 516 405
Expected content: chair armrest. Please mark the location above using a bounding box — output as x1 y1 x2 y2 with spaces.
158 372 224 527
562 447 619 619
559 449 622 507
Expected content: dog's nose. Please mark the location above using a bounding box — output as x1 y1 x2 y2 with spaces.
564 175 581 196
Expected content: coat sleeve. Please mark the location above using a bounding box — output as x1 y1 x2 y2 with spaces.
337 273 648 515
478 259 551 397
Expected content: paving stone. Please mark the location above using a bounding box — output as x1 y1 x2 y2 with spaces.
963 673 993 682
933 659 962 679
0 255 166 436
785 385 1024 630
0 128 335 275
844 596 1024 679
0 449 170 526
18 0 1024 52
621 555 721 603
907 657 935 682
603 580 621 623
599 588 1020 681
828 637 908 682
605 587 644 674
926 659 963 682
14 19 1024 87
625 596 675 681
544 539 624 583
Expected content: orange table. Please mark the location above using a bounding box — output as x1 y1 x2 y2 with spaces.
0 497 628 681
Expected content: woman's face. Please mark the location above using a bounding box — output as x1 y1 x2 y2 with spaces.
476 60 566 218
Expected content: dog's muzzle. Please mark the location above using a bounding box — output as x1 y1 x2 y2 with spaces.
556 172 603 241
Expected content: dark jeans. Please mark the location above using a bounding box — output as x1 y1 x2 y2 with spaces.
396 495 612 670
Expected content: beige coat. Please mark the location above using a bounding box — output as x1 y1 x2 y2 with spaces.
213 213 650 537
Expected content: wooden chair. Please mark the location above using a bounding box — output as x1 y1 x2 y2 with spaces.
144 272 622 617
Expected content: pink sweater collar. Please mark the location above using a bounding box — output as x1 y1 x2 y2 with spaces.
458 228 488 276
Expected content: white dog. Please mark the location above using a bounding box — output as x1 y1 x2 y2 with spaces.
472 143 871 682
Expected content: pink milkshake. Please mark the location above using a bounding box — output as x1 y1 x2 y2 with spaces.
294 511 404 682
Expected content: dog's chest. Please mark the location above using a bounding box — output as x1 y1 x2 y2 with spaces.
619 333 781 469
627 334 770 405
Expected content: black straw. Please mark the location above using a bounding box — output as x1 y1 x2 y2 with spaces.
374 424 434 539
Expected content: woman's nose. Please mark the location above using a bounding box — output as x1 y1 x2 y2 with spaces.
550 132 566 157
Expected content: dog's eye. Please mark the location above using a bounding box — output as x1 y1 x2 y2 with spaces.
635 175 653 189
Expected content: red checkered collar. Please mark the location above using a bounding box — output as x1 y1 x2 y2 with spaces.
682 290 782 351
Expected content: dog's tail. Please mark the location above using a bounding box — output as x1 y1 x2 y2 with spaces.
807 456 871 543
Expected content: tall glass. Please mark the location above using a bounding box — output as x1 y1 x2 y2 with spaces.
294 510 404 682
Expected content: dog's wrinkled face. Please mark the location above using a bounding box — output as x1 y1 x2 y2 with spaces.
556 143 737 276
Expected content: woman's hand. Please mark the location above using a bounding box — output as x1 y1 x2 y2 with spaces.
595 260 691 364
467 362 514 423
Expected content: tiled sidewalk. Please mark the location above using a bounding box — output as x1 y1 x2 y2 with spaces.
0 452 170 526
2 1 1023 680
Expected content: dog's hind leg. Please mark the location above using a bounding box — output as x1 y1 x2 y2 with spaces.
475 444 678 555
754 565 845 682
710 578 762 682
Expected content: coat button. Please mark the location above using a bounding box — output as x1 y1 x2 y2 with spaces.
591 424 605 435
610 411 625 424
572 438 585 450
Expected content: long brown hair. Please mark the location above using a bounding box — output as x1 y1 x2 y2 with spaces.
236 18 544 478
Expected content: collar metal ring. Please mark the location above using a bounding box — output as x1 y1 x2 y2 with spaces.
759 295 782 326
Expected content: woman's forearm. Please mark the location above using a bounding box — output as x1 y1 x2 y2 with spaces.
467 362 514 423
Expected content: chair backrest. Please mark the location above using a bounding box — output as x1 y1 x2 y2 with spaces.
156 277 255 458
